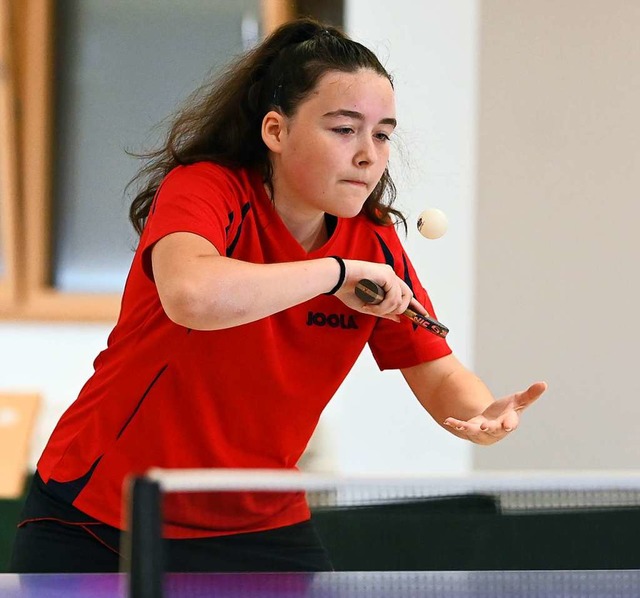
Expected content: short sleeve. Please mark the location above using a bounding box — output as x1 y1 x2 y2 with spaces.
367 236 452 370
139 163 245 280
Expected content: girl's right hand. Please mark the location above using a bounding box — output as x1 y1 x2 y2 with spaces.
334 260 421 322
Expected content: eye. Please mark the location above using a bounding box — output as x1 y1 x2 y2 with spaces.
332 127 354 135
375 132 391 142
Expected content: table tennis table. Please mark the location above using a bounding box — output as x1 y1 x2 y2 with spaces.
2 570 640 598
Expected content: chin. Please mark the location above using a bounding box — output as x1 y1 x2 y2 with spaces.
332 204 365 219
330 194 368 219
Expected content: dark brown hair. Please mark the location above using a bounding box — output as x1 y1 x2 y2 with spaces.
128 18 405 235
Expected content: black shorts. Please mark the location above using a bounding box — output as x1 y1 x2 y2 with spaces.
9 473 333 574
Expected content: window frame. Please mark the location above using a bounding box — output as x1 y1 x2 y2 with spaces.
0 0 21 314
1 0 295 322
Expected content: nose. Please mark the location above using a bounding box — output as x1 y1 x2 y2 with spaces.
353 135 376 167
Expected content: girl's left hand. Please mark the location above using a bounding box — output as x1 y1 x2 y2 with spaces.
443 381 547 445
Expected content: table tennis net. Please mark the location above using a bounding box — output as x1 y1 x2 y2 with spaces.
307 480 640 513
121 470 640 597
141 469 640 513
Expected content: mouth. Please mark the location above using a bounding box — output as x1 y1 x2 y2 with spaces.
342 180 368 188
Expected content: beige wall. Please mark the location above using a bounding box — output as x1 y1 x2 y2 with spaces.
474 0 640 469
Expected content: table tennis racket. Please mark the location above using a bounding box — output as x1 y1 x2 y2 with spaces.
355 278 449 338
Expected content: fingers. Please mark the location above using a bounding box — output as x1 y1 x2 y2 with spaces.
339 261 420 321
444 413 518 444
377 279 413 315
408 297 432 318
529 381 548 398
514 381 548 412
500 409 519 432
446 381 548 445
360 269 413 320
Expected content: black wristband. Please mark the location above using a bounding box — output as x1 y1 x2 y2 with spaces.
324 256 346 295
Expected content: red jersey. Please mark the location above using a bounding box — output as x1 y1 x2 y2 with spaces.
37 162 451 538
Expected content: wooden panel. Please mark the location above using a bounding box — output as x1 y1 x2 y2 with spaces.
8 0 121 321
261 0 296 34
5 0 295 322
0 0 21 307
0 393 39 498
21 0 52 299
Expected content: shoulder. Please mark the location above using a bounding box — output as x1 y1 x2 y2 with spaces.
161 162 257 196
152 163 263 220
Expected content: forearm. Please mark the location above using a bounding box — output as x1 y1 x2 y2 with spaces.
404 356 546 445
158 255 341 330
152 231 416 331
427 366 495 432
402 356 495 437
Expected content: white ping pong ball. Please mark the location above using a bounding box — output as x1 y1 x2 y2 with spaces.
417 208 448 239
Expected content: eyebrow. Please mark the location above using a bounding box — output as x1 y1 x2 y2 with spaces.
322 109 397 128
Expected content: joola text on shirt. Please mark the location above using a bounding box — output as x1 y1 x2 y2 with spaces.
306 311 358 329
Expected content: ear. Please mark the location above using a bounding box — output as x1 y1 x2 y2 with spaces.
261 110 287 153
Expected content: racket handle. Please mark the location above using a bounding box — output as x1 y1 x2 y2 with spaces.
355 279 449 339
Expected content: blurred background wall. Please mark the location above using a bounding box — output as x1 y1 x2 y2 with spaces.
473 0 640 470
1 0 638 477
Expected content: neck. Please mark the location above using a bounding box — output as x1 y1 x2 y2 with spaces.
265 183 329 252
278 203 328 252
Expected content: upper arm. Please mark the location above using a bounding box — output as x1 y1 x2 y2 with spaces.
151 232 222 323
140 164 243 281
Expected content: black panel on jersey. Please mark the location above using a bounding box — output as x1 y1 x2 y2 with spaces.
45 456 104 504
226 203 252 257
374 232 394 269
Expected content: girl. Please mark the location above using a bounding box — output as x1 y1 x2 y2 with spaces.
10 18 546 573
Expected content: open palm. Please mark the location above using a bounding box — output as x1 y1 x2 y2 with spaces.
444 381 547 445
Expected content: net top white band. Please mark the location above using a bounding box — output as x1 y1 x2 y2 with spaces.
145 468 640 494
